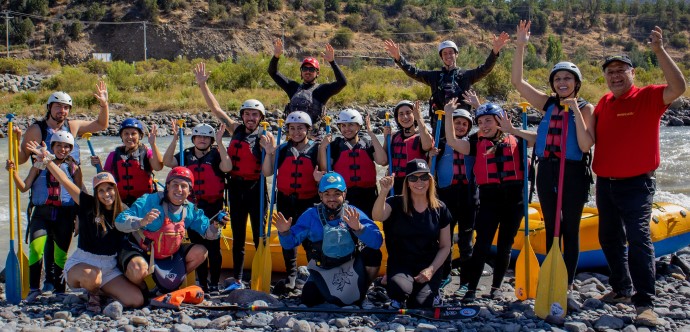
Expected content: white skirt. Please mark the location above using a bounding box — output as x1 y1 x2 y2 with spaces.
64 248 122 286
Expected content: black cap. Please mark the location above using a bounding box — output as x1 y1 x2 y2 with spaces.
405 159 430 176
602 55 633 70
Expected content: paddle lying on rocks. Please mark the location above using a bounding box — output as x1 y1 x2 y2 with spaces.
251 121 271 293
5 114 21 304
385 112 394 196
515 102 539 301
13 133 29 299
82 132 102 173
429 110 445 176
190 304 481 321
535 103 570 319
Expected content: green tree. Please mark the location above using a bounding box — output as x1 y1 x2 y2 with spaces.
330 27 353 48
14 18 35 44
325 0 340 12
545 34 563 64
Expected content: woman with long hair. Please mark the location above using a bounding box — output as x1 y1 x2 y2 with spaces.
26 141 143 312
372 159 452 308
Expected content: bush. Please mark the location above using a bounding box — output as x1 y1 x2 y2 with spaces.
286 16 299 29
669 33 689 49
293 25 309 41
344 0 362 13
241 1 259 24
83 3 106 21
363 10 386 32
267 0 282 11
330 27 354 48
0 58 29 75
325 10 339 23
325 0 339 12
395 18 425 42
208 0 228 20
343 13 362 31
107 61 139 91
68 21 83 40
13 18 35 44
84 59 110 75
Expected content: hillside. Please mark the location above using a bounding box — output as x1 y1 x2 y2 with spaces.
2 0 690 66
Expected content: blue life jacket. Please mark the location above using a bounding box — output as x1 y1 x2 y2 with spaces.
436 141 474 188
31 160 77 206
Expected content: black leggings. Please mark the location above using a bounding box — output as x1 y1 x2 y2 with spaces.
437 183 476 283
227 178 267 281
537 158 590 285
28 205 76 292
465 183 523 292
189 200 224 287
344 186 378 218
276 192 319 281
386 264 443 308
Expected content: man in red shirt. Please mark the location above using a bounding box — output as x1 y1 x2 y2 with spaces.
593 26 686 327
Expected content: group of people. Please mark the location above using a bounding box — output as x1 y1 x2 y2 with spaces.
4 21 684 327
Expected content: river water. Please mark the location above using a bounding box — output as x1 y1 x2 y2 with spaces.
1 128 689 269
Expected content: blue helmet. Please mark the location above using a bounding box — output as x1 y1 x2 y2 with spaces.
119 118 144 136
474 103 504 124
318 172 347 193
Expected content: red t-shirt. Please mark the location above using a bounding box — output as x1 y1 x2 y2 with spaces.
592 85 668 178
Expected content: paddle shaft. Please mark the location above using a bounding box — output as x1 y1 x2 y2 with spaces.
324 116 332 172
191 304 480 321
429 111 444 176
385 113 394 196
521 107 530 236
259 123 269 238
5 115 21 304
13 134 28 298
554 105 570 238
85 137 103 173
178 121 185 167
267 120 284 238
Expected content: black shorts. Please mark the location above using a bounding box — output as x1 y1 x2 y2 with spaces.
117 239 196 272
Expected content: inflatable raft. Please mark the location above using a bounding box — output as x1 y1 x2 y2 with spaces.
495 202 690 268
218 202 690 272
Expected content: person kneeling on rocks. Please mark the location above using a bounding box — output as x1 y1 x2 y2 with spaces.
115 167 228 293
274 172 383 307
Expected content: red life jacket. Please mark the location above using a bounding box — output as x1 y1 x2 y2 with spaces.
110 146 154 201
227 125 262 181
390 132 425 177
183 147 225 204
451 150 469 185
332 137 377 188
43 159 78 207
473 134 524 185
276 141 319 199
544 107 565 159
139 202 187 260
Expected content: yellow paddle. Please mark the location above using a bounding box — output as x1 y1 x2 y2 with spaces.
5 115 21 304
251 121 271 293
535 103 570 319
13 133 29 298
515 102 539 301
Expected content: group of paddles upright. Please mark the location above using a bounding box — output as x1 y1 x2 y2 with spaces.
3 21 685 327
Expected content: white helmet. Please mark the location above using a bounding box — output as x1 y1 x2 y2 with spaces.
336 109 364 126
437 40 458 56
240 99 266 116
49 130 75 147
46 91 72 111
285 111 312 127
192 123 216 138
452 109 474 132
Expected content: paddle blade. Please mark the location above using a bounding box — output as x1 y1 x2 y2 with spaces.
408 305 480 320
20 252 29 298
260 239 272 293
515 237 540 301
534 239 568 319
5 241 22 304
251 240 269 292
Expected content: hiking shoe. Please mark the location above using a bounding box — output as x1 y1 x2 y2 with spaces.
489 287 504 300
389 299 403 309
636 306 660 327
25 289 42 303
86 293 102 314
272 279 294 296
454 284 469 298
598 291 631 304
42 282 55 294
366 286 390 307
223 281 244 293
461 290 476 303
439 277 451 290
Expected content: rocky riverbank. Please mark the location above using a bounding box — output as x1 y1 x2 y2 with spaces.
0 74 49 93
2 249 690 331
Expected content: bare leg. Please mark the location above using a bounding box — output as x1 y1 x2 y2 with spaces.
185 244 208 273
101 275 145 308
125 256 150 287
66 263 103 293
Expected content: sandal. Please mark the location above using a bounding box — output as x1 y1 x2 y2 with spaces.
87 293 102 313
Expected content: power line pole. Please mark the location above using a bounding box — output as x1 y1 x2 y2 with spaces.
3 10 13 58
143 21 148 61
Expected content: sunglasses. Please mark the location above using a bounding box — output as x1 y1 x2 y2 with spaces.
301 67 318 73
408 174 431 182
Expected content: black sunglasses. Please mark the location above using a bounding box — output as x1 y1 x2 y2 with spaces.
301 67 318 73
408 174 431 182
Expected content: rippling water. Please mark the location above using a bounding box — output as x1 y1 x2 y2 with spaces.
1 128 689 269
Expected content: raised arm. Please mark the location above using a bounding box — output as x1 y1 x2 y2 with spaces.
443 99 470 154
384 39 435 85
215 124 232 173
413 101 433 151
371 176 394 221
323 43 347 91
317 133 332 171
365 113 388 166
147 124 164 171
511 20 549 111
267 39 295 93
496 110 536 146
194 62 239 135
162 120 180 168
260 131 277 177
649 26 687 105
72 81 110 137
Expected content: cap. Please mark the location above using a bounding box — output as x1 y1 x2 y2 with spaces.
93 172 117 189
602 55 633 70
405 159 430 176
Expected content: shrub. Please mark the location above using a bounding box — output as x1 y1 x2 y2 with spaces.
84 59 110 75
343 13 362 31
107 61 139 91
83 3 106 21
362 10 386 32
68 21 83 40
344 0 362 13
293 25 309 41
241 1 259 24
286 16 299 29
330 27 354 48
0 58 29 75
325 10 339 23
669 33 689 49
267 0 282 10
325 0 339 12
14 18 35 44
395 18 424 42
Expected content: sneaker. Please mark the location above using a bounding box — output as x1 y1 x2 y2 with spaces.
389 299 403 309
439 277 451 290
223 281 244 293
489 287 503 300
461 290 476 303
208 285 219 294
454 284 469 298
25 289 42 303
42 282 55 294
636 306 660 327
598 291 632 304
86 294 102 313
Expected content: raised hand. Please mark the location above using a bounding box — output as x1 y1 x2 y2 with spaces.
273 211 293 233
94 80 108 106
313 165 326 182
378 175 394 193
364 112 373 132
26 141 46 158
171 120 179 140
141 209 160 227
260 131 276 154
322 43 335 63
412 100 422 121
383 39 401 61
193 62 210 85
649 26 664 52
462 90 481 110
444 97 460 113
496 112 515 135
516 20 531 47
341 207 362 231
273 39 284 58
492 31 511 54
148 123 158 146
215 124 226 143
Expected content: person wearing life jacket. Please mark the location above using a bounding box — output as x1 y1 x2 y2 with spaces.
274 172 383 307
16 81 109 165
26 143 143 311
511 20 596 290
318 108 388 217
194 62 268 288
383 100 433 195
432 90 479 296
93 118 164 207
372 160 452 309
260 111 320 293
383 35 509 139
269 39 347 134
6 131 82 302
443 100 535 302
163 122 232 292
115 167 227 293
